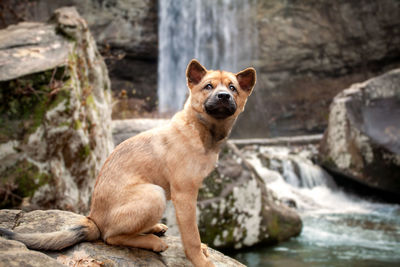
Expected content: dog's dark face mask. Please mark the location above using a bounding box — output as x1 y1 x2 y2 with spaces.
204 90 237 119
185 59 256 121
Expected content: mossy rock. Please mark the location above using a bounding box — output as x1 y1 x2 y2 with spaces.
0 159 50 208
0 7 113 213
0 68 70 144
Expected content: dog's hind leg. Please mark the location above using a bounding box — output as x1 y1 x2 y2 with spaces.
143 223 168 236
101 184 168 252
106 232 168 252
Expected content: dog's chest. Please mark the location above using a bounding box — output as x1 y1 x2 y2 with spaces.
182 150 218 181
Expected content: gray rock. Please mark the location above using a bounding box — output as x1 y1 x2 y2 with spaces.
0 7 114 213
0 209 245 267
0 22 70 81
112 119 169 146
1 0 158 114
319 68 400 194
0 238 65 267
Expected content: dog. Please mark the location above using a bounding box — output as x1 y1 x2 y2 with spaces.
0 59 256 267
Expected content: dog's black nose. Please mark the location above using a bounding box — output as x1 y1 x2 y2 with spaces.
217 92 231 101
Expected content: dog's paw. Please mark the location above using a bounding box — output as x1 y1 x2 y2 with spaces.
152 223 168 236
153 240 169 252
201 243 209 257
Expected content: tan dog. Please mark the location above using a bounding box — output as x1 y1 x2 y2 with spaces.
0 59 256 267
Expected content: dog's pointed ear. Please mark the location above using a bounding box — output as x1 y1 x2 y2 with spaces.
236 67 256 94
186 59 207 88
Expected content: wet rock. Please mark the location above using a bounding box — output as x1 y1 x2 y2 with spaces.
319 68 400 194
0 209 245 267
0 7 114 213
163 142 302 250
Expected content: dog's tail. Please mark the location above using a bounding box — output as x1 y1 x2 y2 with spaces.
0 217 100 250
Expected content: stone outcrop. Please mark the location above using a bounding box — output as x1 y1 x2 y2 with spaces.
0 209 245 267
1 0 158 117
163 142 302 250
0 7 114 213
319 69 400 194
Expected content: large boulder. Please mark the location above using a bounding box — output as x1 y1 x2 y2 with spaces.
163 142 302 250
319 69 400 195
1 0 159 116
0 7 114 213
0 209 245 267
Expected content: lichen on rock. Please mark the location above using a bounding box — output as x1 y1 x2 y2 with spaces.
0 7 113 213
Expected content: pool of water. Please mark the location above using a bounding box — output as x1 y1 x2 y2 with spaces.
231 199 400 267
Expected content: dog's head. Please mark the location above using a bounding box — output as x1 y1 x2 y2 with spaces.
185 59 256 120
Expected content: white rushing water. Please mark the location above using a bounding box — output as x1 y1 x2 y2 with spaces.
247 146 374 214
158 0 258 113
235 146 400 266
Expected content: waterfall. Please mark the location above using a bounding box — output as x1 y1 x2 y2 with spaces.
262 147 337 189
158 0 258 113
246 146 370 212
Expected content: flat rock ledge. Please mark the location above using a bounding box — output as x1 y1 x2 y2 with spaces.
0 209 244 267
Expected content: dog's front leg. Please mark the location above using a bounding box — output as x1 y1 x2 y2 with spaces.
172 187 215 267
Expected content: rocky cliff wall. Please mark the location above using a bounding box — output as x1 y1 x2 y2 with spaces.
234 0 400 137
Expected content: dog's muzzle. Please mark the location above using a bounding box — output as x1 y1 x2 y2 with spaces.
204 91 237 119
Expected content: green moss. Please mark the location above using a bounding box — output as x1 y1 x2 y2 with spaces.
0 67 71 143
220 145 231 158
74 119 82 130
85 93 98 113
267 215 281 239
86 94 95 107
0 159 51 208
198 196 238 248
79 144 91 159
322 156 337 169
58 121 71 127
199 170 222 200
48 90 70 111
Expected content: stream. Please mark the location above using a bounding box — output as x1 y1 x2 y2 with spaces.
230 146 400 266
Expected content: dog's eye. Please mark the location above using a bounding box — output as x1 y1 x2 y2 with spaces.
204 84 213 90
229 85 237 92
